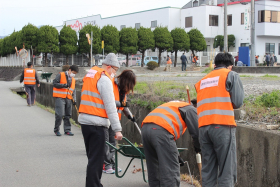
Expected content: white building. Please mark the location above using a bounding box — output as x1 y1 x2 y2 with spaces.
55 0 280 64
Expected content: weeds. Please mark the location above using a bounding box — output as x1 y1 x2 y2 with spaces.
261 74 278 78
180 174 201 187
240 75 253 77
202 68 212 74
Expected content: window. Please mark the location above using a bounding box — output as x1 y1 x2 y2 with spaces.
120 25 126 30
266 43 275 54
185 17 192 28
151 20 157 28
240 43 249 47
271 11 278 22
278 44 280 55
209 15 218 26
228 15 232 26
135 23 140 30
241 13 244 25
193 0 198 7
258 10 271 22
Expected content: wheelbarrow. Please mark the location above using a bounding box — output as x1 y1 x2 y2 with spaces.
105 122 191 183
41 72 52 82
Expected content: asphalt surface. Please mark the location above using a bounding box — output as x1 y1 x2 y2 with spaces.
0 81 194 187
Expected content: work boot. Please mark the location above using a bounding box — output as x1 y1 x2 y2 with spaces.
55 131 61 136
64 132 74 136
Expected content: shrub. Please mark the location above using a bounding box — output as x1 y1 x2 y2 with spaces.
255 90 280 107
147 61 158 70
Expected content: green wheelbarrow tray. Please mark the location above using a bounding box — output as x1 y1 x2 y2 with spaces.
41 73 53 82
106 137 188 183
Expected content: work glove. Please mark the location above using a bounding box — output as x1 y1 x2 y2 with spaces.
178 156 185 167
121 101 129 107
72 101 76 106
127 115 136 122
194 147 201 154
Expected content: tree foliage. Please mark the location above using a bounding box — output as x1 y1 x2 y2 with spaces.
188 28 206 54
60 25 78 64
119 27 138 67
138 27 155 67
213 34 235 51
101 25 119 54
37 25 59 65
171 28 190 67
78 24 102 55
153 27 173 66
21 23 38 50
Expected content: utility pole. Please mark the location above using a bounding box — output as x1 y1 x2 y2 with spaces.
224 0 228 52
90 31 93 67
250 0 255 66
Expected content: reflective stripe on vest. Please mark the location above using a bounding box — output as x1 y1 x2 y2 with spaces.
24 68 36 85
142 101 189 140
195 68 236 128
79 66 112 118
53 72 75 99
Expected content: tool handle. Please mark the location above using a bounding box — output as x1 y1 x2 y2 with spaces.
186 85 191 104
134 122 142 135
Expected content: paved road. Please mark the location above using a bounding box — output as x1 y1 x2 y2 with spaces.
0 81 194 187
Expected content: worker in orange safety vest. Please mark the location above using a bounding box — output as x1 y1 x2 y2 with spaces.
20 62 40 106
141 101 201 187
195 52 244 187
53 65 79 136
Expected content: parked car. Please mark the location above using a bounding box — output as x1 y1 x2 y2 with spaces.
118 57 140 66
117 57 126 66
141 56 159 65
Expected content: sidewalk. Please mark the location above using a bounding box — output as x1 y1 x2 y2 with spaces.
0 81 194 187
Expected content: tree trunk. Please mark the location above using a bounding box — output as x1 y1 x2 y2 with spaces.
174 51 178 67
66 55 69 65
45 52 48 67
141 51 145 67
126 54 129 67
158 49 162 67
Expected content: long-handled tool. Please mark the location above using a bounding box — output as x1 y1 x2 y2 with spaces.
196 153 202 183
67 87 79 116
126 108 141 135
185 85 191 104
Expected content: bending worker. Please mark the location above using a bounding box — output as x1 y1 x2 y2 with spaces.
195 52 244 187
78 53 123 187
20 62 40 106
141 101 201 187
103 70 136 174
53 65 79 136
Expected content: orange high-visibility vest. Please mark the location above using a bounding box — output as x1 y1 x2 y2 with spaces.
167 58 172 64
192 56 198 63
79 66 112 118
24 68 36 85
142 101 189 140
112 79 127 120
195 68 236 128
53 72 76 100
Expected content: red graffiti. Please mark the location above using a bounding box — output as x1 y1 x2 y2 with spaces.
69 20 83 30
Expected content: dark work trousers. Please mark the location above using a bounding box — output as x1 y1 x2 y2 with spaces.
81 124 105 187
142 123 180 187
266 61 270 66
182 62 186 71
104 126 116 170
199 125 237 187
24 84 36 105
54 97 72 133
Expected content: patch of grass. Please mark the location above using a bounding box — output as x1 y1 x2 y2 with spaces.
261 74 279 78
240 75 253 77
202 68 212 74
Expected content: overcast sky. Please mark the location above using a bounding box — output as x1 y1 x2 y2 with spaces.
0 0 189 36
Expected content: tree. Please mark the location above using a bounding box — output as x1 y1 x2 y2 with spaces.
6 31 23 54
153 27 173 66
213 35 235 52
37 25 59 66
22 23 39 63
60 25 78 64
78 24 102 65
171 28 190 67
0 39 4 56
0 37 9 56
188 28 206 55
101 25 119 54
137 27 155 67
119 27 138 67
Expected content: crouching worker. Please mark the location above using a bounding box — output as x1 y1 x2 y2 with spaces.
103 69 136 174
53 65 79 136
141 101 201 187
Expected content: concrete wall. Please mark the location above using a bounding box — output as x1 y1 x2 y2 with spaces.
36 82 280 187
232 66 280 74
